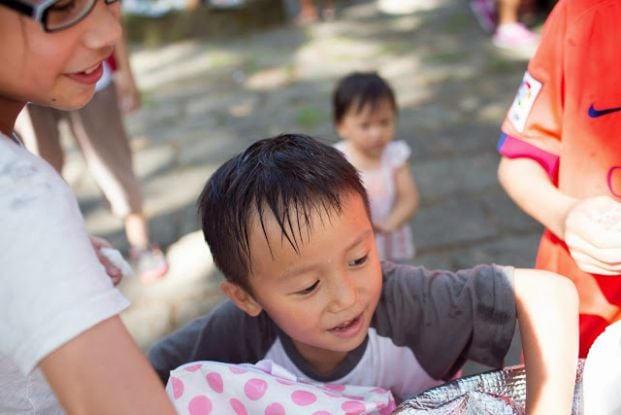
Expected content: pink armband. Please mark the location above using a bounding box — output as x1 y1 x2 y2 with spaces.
497 133 560 180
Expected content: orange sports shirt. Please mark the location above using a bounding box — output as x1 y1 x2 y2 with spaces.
498 0 621 357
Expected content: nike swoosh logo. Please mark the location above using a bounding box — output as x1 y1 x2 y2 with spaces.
588 104 621 118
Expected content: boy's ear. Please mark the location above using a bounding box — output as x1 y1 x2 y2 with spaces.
221 281 263 317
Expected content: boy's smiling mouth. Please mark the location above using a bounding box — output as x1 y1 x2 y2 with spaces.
328 311 365 338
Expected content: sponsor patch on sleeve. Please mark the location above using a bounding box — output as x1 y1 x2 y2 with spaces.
507 72 542 133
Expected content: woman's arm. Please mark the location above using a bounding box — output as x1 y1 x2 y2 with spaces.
40 316 176 415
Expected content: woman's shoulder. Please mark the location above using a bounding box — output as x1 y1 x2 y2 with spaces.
0 138 72 210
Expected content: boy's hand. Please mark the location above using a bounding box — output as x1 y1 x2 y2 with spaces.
564 196 621 275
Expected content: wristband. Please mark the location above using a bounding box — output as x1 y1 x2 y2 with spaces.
497 133 559 180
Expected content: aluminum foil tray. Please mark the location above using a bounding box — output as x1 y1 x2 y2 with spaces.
394 360 584 415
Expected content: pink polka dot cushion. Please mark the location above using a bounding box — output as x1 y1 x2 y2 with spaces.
166 360 396 415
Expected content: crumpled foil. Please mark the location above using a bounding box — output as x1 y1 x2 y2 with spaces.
394 360 584 415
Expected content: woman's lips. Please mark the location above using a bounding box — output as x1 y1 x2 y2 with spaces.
329 312 364 339
65 62 104 85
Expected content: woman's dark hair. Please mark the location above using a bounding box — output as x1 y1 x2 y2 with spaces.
332 71 397 125
198 133 369 292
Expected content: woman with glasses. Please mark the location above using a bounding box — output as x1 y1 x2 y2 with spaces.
0 0 176 413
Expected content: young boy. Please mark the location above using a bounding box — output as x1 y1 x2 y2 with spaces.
148 134 578 412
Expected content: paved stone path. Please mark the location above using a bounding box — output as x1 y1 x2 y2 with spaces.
67 0 544 374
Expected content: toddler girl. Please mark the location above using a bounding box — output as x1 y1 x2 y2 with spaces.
333 71 419 262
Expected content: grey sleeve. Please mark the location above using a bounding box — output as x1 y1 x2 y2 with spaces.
374 262 516 381
147 300 277 384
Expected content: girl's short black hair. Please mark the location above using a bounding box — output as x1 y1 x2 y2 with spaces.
198 133 369 292
332 71 398 125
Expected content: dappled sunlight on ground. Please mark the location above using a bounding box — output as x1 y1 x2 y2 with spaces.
378 0 449 15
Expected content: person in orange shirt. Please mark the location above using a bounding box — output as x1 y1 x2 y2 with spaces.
497 0 621 357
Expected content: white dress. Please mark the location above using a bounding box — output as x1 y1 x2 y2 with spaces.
0 134 129 414
334 140 416 261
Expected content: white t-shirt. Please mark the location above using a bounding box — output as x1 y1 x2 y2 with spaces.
0 134 129 413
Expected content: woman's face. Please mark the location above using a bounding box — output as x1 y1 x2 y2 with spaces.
0 0 122 111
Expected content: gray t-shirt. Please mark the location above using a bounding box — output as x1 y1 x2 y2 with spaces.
148 262 516 400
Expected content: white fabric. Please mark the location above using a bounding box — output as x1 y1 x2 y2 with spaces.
166 360 396 414
264 328 442 400
583 320 621 415
0 134 129 413
334 140 416 260
0 359 64 415
95 60 113 93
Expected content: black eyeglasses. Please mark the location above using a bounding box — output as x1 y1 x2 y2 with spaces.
0 0 119 32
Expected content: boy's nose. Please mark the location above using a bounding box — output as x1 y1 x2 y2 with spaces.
328 272 358 312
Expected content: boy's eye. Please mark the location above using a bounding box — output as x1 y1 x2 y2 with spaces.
348 254 368 267
295 280 319 295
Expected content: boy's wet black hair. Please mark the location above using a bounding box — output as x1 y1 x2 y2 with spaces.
198 133 370 292
332 71 398 125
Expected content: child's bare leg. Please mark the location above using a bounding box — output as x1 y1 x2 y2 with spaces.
125 212 150 250
493 0 538 50
497 0 520 25
297 0 319 23
322 0 335 19
125 212 169 283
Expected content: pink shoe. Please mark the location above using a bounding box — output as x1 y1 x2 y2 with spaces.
130 245 169 284
469 0 497 33
492 23 539 51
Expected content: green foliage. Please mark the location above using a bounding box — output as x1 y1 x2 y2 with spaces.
295 105 325 130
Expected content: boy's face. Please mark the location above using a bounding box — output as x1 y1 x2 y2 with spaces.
336 98 396 160
227 192 382 371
